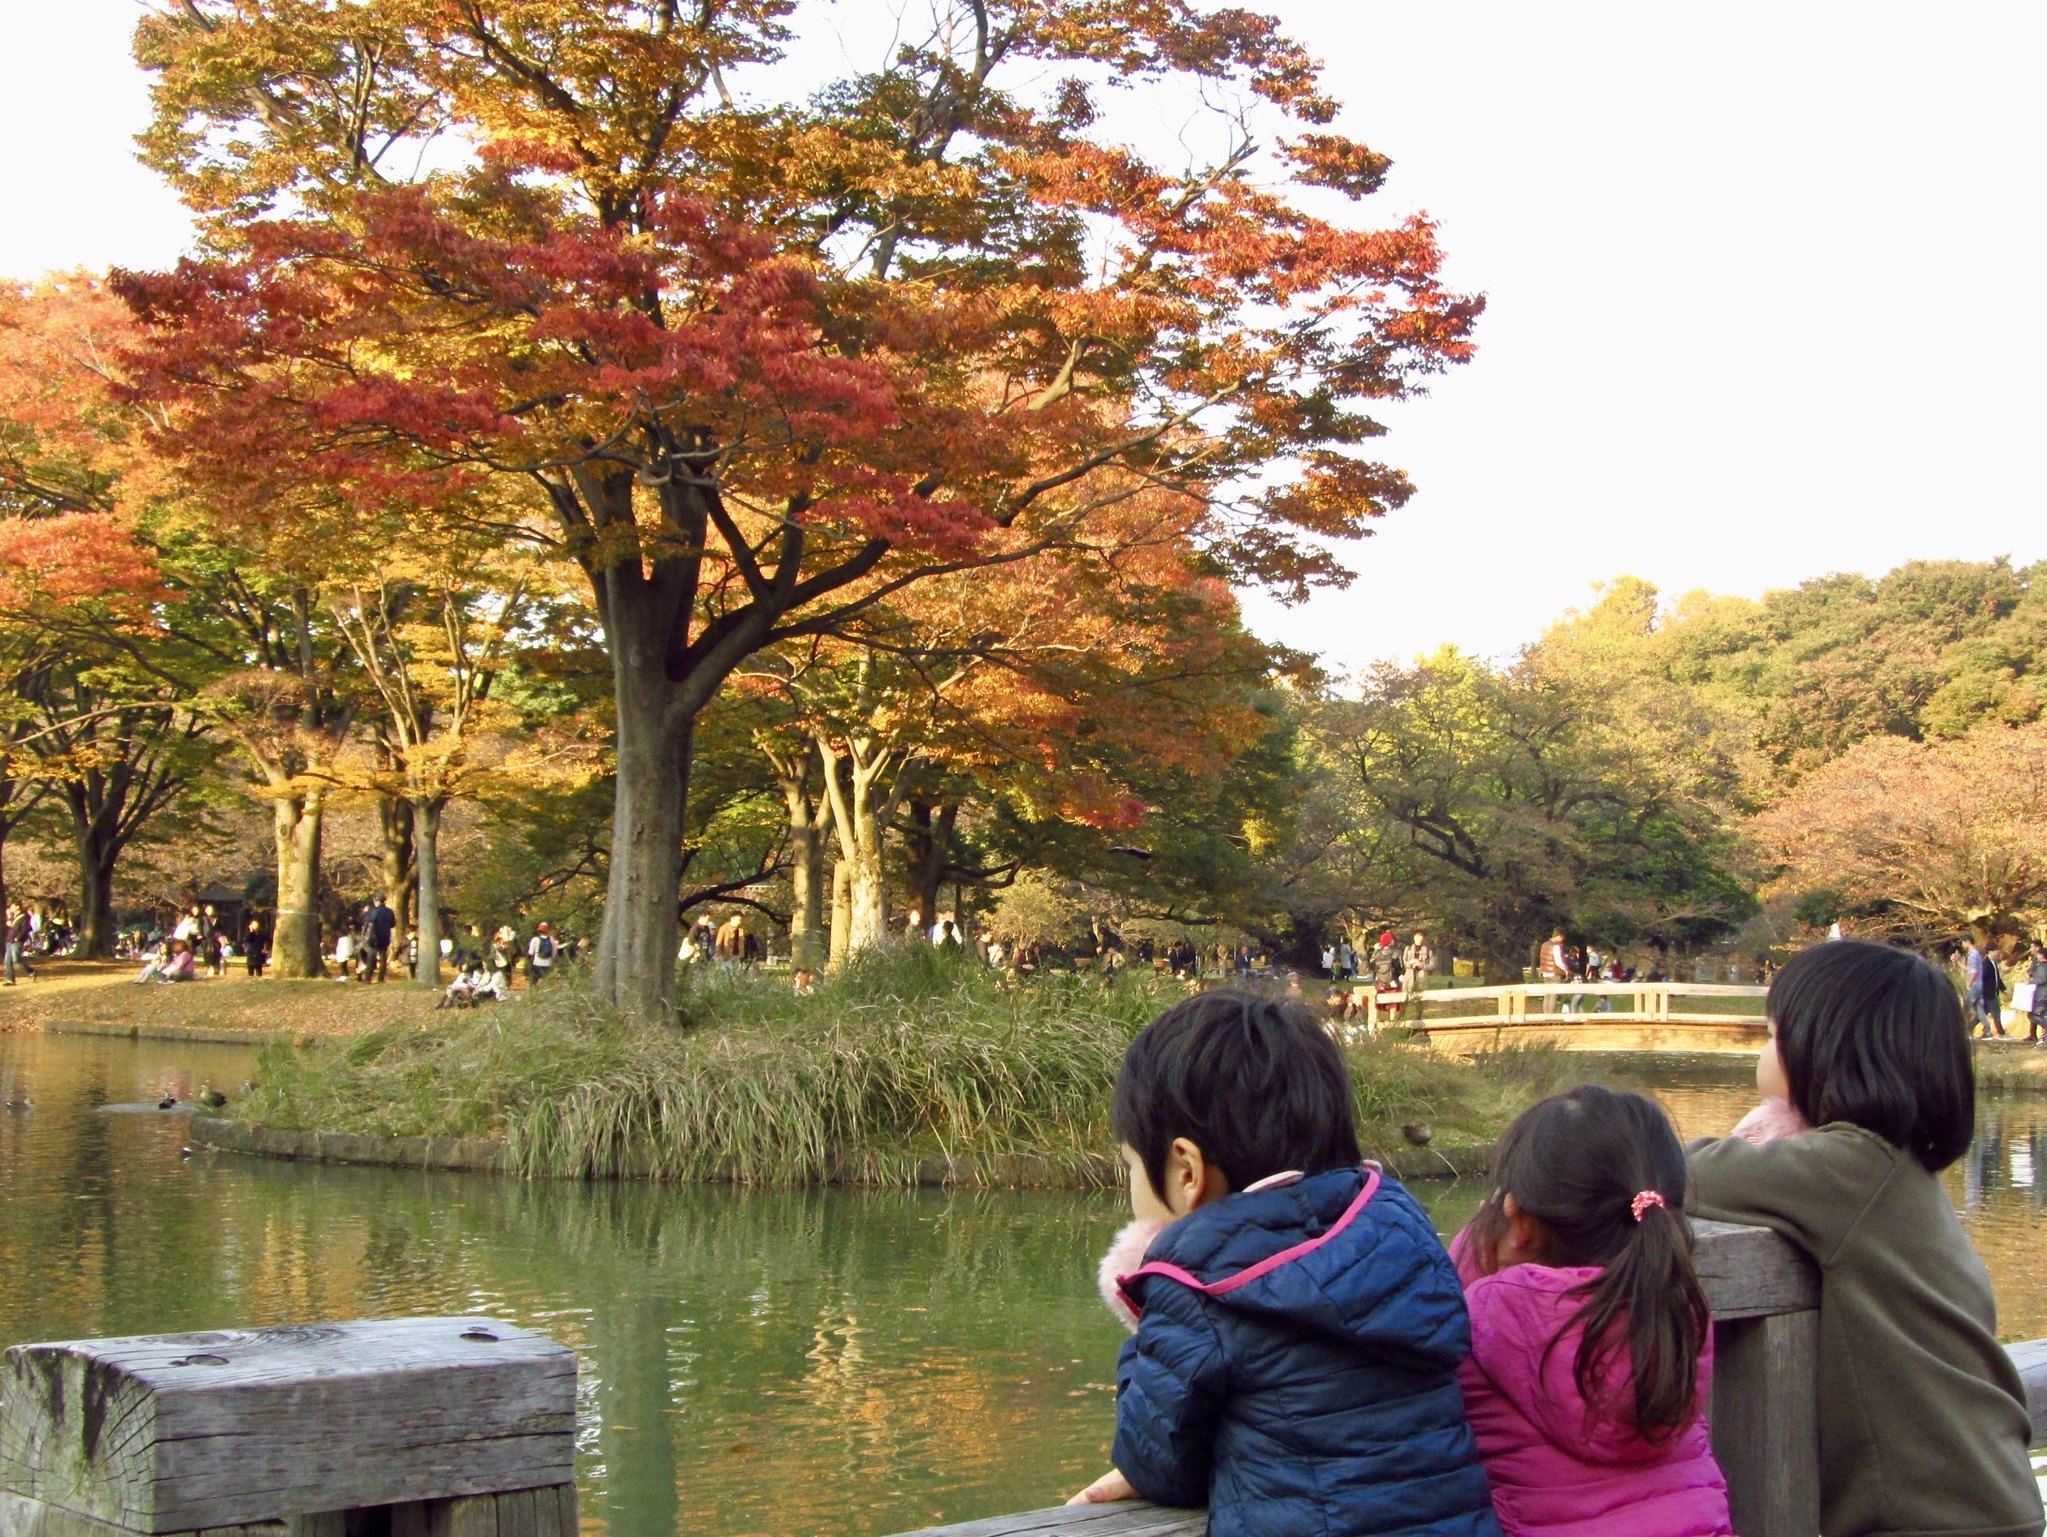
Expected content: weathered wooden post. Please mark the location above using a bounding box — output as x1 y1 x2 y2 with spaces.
0 1318 577 1537
1691 1220 1821 1537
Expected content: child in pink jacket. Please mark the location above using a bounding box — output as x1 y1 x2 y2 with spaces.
1452 1085 1734 1537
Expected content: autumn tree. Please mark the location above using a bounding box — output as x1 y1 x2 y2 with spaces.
321 539 546 987
119 0 1479 1020
1748 723 2047 943
0 278 237 954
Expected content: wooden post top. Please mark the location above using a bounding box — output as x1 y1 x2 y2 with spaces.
0 1318 576 1535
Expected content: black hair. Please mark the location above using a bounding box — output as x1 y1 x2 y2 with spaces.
1767 939 1973 1171
1467 1085 1707 1441
1111 989 1361 1196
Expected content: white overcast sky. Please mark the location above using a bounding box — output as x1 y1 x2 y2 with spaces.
3 1 2041 670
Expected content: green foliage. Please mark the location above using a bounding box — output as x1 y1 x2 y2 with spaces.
233 956 1571 1185
1310 647 1754 972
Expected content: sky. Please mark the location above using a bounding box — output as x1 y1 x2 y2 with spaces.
2 2 2042 673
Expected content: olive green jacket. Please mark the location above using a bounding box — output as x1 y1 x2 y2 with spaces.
1689 1124 2041 1537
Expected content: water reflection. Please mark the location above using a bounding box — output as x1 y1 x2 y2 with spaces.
4 1033 2045 1537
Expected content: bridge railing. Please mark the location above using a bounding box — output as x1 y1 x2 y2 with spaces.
1352 980 1770 1039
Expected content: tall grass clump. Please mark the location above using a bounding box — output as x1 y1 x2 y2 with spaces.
234 956 1573 1186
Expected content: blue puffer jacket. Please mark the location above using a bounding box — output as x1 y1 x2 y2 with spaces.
1114 1166 1501 1537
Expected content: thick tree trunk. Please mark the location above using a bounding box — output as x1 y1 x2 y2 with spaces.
74 848 117 960
272 793 326 978
825 767 889 952
413 798 444 990
905 801 958 929
378 795 417 938
63 795 120 960
595 682 690 1023
775 760 827 969
829 857 852 971
847 837 888 951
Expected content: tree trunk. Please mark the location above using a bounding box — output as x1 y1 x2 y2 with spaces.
905 800 958 928
378 795 417 938
594 680 690 1024
822 752 889 953
847 836 887 952
63 791 120 960
829 857 852 971
74 845 117 960
775 758 827 969
272 792 326 978
413 797 444 990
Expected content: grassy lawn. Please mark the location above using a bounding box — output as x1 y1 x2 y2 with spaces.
227 950 1575 1187
0 957 446 1038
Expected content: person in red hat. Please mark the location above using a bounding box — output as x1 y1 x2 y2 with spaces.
525 922 557 987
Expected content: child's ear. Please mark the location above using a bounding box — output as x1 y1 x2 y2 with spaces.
1168 1137 1231 1212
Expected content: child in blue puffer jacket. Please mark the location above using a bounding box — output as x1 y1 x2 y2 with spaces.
1068 990 1501 1537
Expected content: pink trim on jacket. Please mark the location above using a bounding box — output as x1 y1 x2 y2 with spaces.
1115 1166 1382 1320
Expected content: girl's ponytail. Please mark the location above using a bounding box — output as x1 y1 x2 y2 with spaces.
1483 1085 1711 1441
1568 1183 1709 1440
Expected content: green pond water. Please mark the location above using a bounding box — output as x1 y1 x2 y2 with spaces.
4 1030 2046 1537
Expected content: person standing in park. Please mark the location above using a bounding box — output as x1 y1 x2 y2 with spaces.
1537 926 1570 1012
356 895 393 982
244 916 268 978
714 913 745 969
1963 939 2004 1038
4 904 35 985
2024 944 2047 1045
1401 930 1435 1022
526 922 557 986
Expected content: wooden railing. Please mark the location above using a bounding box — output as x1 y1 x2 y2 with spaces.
1355 980 1770 1041
1 1234 2038 1537
883 1220 2047 1537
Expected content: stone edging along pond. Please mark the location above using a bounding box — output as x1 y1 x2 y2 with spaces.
47 1019 302 1047
184 1115 1497 1186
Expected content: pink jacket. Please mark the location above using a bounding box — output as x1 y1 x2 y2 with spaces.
1452 1236 1734 1537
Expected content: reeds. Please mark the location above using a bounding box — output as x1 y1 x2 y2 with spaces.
236 954 1571 1186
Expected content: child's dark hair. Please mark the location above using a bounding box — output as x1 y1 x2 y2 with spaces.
1768 939 1973 1171
1112 989 1361 1195
1468 1085 1707 1441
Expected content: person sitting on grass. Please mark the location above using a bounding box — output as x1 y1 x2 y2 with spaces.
1070 989 1499 1535
439 963 485 1009
155 940 197 984
132 941 169 984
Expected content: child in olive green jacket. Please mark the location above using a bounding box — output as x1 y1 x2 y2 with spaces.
1688 941 2041 1537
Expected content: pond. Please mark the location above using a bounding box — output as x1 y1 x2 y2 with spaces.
4 1030 2045 1537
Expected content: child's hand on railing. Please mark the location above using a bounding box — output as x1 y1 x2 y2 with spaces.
1066 1468 1137 1505
1730 1097 1811 1144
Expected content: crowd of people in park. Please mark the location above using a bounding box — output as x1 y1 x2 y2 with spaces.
1066 942 2043 1537
1955 937 2047 1043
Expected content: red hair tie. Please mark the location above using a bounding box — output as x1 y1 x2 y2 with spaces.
1631 1189 1666 1222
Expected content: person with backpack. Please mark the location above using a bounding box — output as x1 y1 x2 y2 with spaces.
526 922 557 986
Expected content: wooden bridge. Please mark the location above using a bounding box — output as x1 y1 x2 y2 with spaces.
2 1221 2040 1537
1355 980 1772 1053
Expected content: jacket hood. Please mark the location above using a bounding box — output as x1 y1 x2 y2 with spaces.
1121 1165 1471 1370
1465 1262 1711 1467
